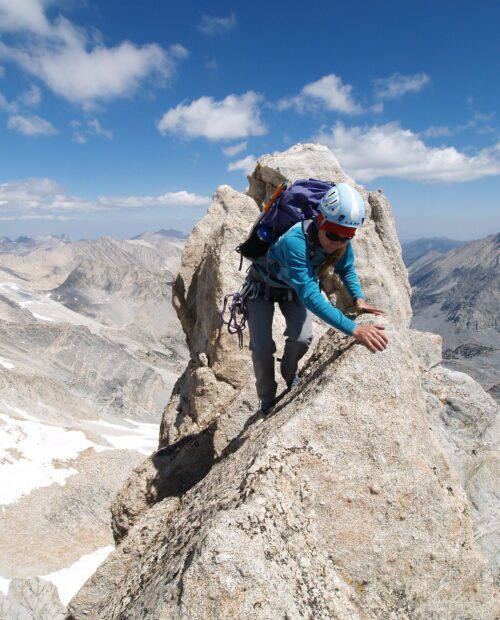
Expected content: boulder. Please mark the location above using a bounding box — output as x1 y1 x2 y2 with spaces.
0 577 66 620
408 329 442 371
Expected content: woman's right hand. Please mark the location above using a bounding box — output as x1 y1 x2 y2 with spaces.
352 324 388 352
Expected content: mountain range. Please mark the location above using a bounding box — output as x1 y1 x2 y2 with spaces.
404 233 499 400
0 230 188 608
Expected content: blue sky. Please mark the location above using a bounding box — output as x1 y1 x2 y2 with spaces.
0 0 499 241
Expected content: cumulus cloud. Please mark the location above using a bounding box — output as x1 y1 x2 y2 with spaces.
0 178 210 220
0 0 51 35
197 13 237 35
0 1 186 107
278 74 364 115
227 155 256 175
315 121 500 183
2 36 172 106
222 141 247 157
374 72 430 100
7 114 57 136
158 92 266 141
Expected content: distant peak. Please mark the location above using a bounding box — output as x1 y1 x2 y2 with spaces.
131 229 189 240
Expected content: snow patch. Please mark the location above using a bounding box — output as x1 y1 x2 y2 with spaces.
0 413 105 505
0 357 15 369
43 545 114 606
0 576 10 595
32 313 55 322
82 417 159 455
0 281 102 329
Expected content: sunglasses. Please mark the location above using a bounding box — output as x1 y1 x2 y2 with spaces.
324 231 352 243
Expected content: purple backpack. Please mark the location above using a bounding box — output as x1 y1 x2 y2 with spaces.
237 178 333 261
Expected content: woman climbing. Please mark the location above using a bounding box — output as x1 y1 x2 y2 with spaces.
245 182 388 413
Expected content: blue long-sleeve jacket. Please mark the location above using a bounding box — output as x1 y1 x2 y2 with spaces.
253 222 365 335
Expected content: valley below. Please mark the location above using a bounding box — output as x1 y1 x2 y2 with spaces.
0 231 188 608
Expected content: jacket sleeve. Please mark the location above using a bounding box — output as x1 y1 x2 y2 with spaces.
334 243 365 301
277 236 358 336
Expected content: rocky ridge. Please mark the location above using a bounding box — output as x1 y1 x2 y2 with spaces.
410 233 499 399
402 237 465 268
69 144 498 619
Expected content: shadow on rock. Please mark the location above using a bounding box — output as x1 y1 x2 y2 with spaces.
152 422 217 498
111 422 217 544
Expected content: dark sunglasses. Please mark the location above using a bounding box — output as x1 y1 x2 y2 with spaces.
324 231 352 243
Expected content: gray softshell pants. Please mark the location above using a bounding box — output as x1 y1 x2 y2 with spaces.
247 293 313 402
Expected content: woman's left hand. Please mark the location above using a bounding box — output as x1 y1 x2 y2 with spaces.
354 298 385 316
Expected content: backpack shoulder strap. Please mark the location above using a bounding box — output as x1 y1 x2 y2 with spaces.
301 219 317 260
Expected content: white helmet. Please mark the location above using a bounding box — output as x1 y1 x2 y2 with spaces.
319 183 365 230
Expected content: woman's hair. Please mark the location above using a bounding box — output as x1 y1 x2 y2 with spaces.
317 245 346 282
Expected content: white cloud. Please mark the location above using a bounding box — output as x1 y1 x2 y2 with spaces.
316 121 500 183
0 178 210 220
374 72 430 100
422 125 452 138
227 155 256 175
222 141 247 157
7 114 57 136
473 110 495 123
0 0 51 35
3 37 173 106
18 84 41 107
0 3 185 107
422 110 497 140
168 44 189 59
157 91 266 141
97 191 210 209
71 118 113 143
87 118 112 139
0 91 18 113
278 74 364 115
197 13 237 35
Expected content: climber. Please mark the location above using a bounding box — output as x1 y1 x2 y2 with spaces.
246 183 388 413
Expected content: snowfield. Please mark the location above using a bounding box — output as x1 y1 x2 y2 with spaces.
0 282 102 329
0 412 105 505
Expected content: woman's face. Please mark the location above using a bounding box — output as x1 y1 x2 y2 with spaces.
317 228 350 255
